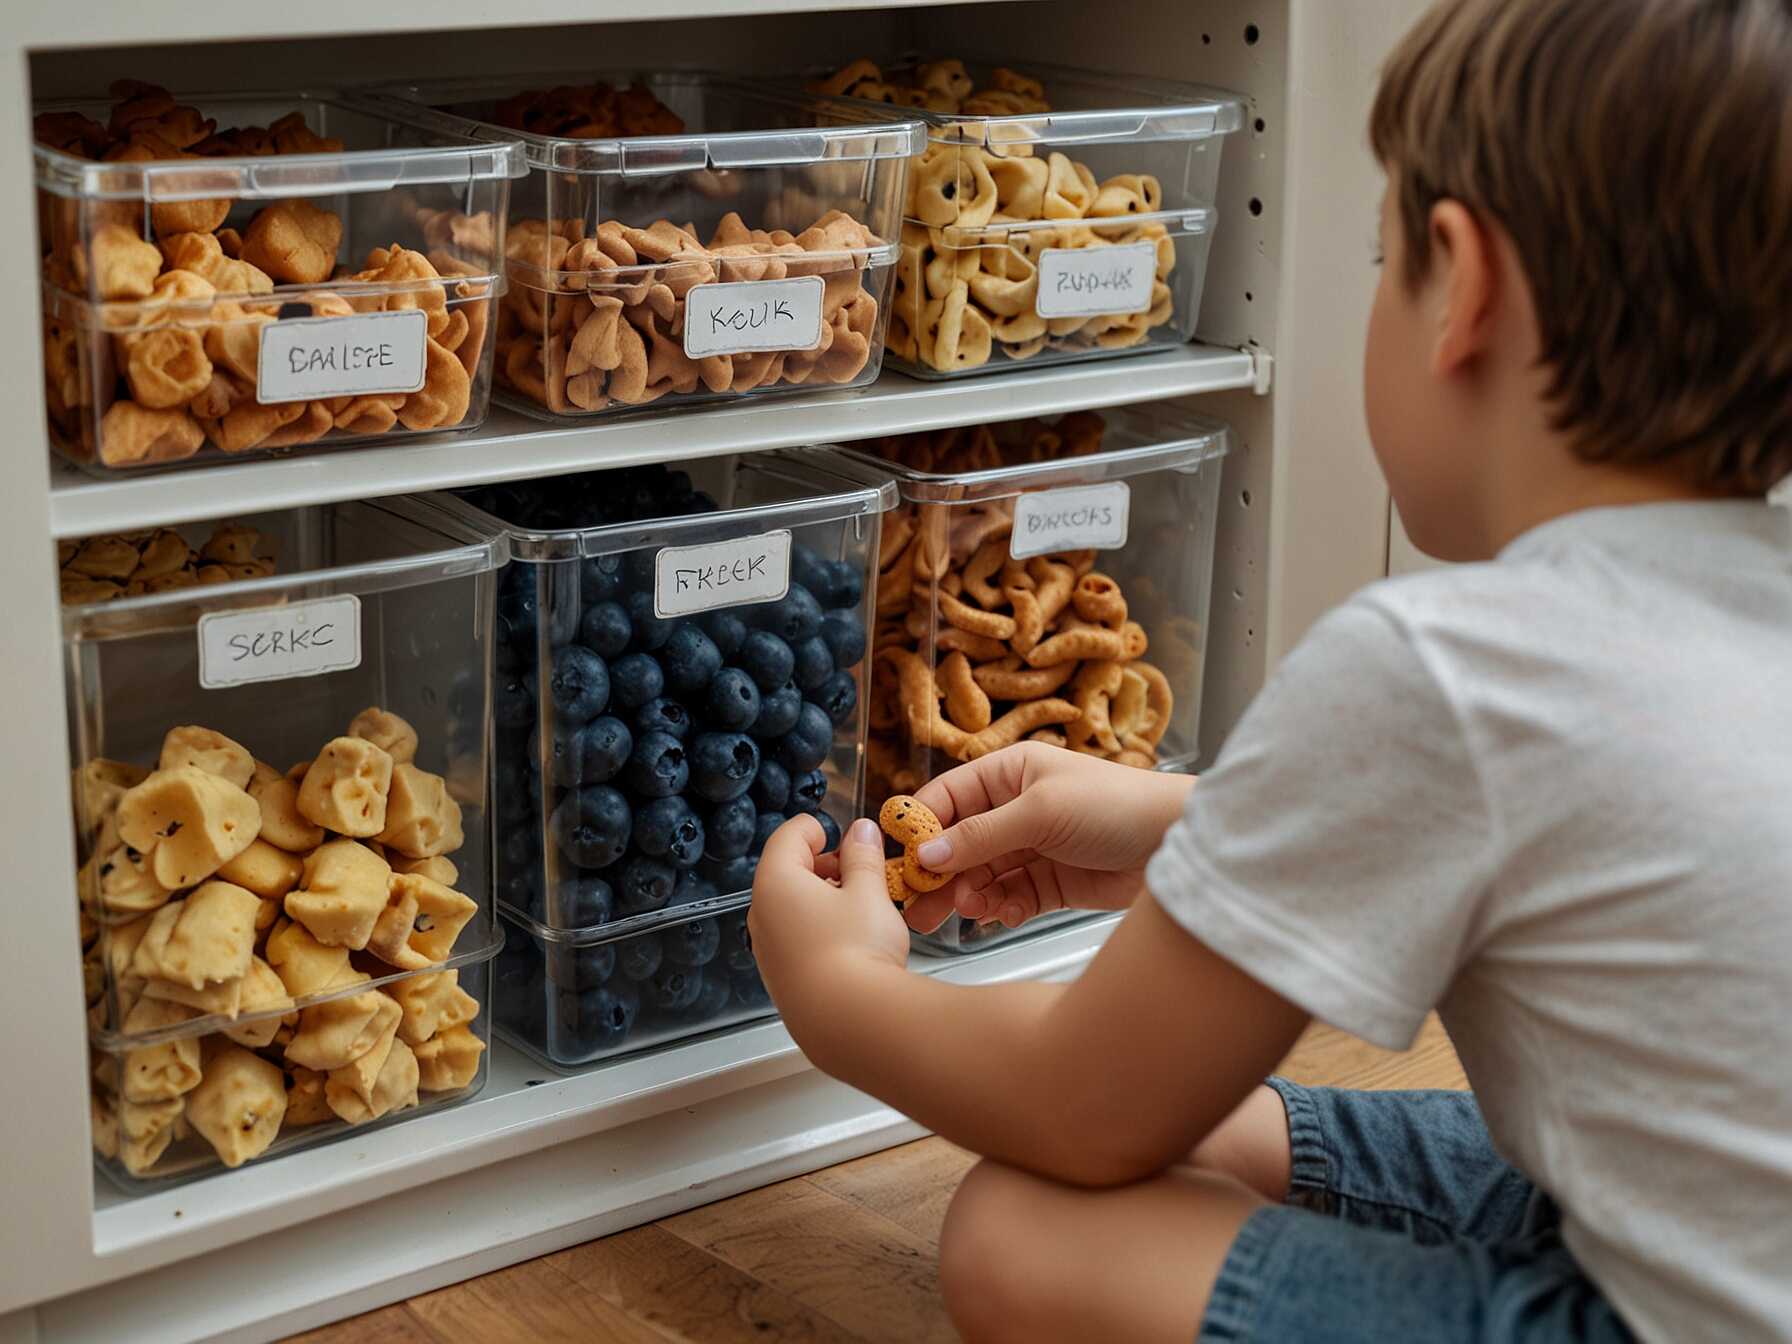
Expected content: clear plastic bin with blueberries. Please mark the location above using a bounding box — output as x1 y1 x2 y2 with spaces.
424 453 894 1066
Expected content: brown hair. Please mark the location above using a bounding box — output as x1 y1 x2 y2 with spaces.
1370 0 1792 494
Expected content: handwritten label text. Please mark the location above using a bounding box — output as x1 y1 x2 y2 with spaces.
684 277 825 358
1009 482 1132 558
198 595 363 688
655 531 793 618
1034 242 1158 320
258 310 428 403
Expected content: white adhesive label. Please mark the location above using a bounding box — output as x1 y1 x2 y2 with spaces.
655 531 792 619
1034 242 1158 319
1010 483 1131 559
198 595 362 689
683 277 825 358
256 309 428 404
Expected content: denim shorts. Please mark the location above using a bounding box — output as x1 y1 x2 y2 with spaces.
1197 1080 1636 1343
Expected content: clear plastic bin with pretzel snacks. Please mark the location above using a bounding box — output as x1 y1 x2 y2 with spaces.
792 57 1242 378
34 83 526 475
361 73 922 419
826 403 1229 952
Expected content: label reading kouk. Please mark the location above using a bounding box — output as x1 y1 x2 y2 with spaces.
1009 483 1132 559
256 309 428 404
684 277 825 358
1034 242 1158 320
198 595 363 689
655 531 793 619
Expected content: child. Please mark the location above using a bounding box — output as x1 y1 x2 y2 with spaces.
750 0 1792 1338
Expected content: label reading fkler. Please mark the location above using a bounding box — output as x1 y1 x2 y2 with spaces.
198 595 362 689
684 277 825 358
655 531 793 619
1010 483 1132 559
1035 241 1158 320
256 309 428 404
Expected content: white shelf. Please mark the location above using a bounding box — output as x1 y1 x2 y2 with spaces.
76 915 1117 1307
48 346 1257 539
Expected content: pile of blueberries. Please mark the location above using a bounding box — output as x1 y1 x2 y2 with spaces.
467 465 869 1059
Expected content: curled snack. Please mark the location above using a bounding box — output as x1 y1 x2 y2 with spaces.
1110 668 1151 739
1008 587 1045 655
971 655 1077 702
1024 623 1127 669
877 648 970 759
935 627 1009 662
1068 660 1125 756
938 588 1016 641
1130 660 1175 747
937 650 992 733
879 794 951 894
961 698 1082 760
1072 572 1128 628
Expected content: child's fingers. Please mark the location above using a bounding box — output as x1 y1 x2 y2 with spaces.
902 886 959 933
915 793 1046 876
754 814 826 892
835 816 888 901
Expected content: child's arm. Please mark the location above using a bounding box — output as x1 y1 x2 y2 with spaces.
750 815 1309 1189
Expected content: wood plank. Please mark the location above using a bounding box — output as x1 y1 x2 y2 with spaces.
804 1137 977 1249
548 1222 858 1343
1279 1016 1467 1092
660 1180 955 1344
280 1304 441 1344
405 1257 674 1344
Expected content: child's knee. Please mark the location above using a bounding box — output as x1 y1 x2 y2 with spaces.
940 1161 1038 1330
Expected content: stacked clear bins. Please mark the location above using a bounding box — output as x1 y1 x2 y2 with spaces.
827 403 1229 952
363 74 922 420
798 57 1242 377
34 83 524 473
425 453 894 1068
66 500 505 1188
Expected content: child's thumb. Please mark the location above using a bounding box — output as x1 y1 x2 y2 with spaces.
838 816 889 897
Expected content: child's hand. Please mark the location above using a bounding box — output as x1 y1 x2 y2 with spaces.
749 813 911 1039
904 743 1196 932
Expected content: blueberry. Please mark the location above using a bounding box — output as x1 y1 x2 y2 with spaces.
549 645 610 724
719 909 756 974
775 703 833 773
815 669 859 727
751 811 786 854
731 967 772 1011
791 636 834 692
753 584 822 643
739 630 795 691
704 795 757 860
625 591 673 651
495 942 546 1036
680 973 734 1022
494 673 536 730
580 554 625 604
633 796 705 867
820 559 863 612
816 809 842 853
688 491 719 513
790 768 828 813
749 758 790 813
672 869 719 906
625 731 689 799
556 715 632 787
550 786 632 869
697 610 747 659
749 682 803 739
704 668 761 731
650 963 704 1013
539 569 583 647
619 935 663 981
615 854 677 916
609 652 664 712
550 941 616 987
699 854 758 895
553 875 614 928
689 732 760 802
634 697 692 741
561 981 637 1054
818 609 867 671
661 624 722 699
495 567 543 648
580 601 632 658
662 917 721 968
622 549 658 590
790 543 831 600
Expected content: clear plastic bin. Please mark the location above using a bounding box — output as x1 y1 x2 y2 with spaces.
90 954 495 1190
34 86 525 471
495 900 772 1069
825 404 1228 952
422 453 895 932
66 498 506 1038
361 73 922 419
793 58 1241 377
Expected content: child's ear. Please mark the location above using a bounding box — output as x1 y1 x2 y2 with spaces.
1427 199 1498 377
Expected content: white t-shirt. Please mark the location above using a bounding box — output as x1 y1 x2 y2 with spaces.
1146 500 1792 1344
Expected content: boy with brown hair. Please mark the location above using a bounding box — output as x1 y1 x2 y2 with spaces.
750 0 1792 1339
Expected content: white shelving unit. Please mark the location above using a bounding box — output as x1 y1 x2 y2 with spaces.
0 2 1422 1339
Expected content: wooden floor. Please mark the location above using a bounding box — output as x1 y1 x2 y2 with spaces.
288 1018 1466 1344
